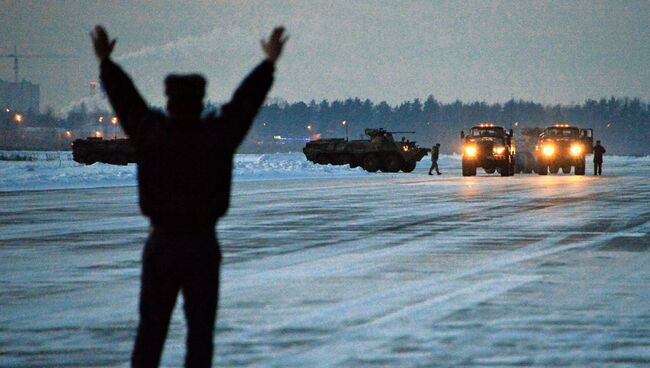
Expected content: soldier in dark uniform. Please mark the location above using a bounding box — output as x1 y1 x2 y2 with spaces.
90 25 287 368
593 140 606 175
428 143 441 175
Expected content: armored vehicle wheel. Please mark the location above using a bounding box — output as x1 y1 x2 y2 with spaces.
362 154 381 172
338 154 353 165
462 161 476 176
401 161 417 173
349 159 360 168
537 165 548 175
485 167 496 174
313 154 328 165
550 165 560 174
383 155 403 173
561 165 571 174
524 166 534 174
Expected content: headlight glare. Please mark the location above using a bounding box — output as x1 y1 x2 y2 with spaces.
542 145 555 156
570 145 582 155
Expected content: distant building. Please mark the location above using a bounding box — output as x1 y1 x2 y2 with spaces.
0 79 40 112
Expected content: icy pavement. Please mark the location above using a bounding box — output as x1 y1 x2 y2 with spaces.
1 154 650 367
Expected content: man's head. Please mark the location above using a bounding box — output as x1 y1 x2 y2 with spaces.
596 140 601 144
436 143 440 147
165 74 206 119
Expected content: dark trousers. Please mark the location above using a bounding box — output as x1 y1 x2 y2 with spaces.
594 162 602 175
429 161 440 174
132 227 221 368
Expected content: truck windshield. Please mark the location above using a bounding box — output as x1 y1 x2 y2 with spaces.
545 128 578 138
470 128 502 137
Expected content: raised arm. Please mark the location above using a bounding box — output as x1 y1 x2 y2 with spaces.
219 27 288 148
91 25 149 139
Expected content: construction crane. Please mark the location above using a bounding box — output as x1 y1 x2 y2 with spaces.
0 45 77 83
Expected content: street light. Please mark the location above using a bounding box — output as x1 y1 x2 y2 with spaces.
342 120 348 141
14 113 23 123
111 116 118 138
306 124 312 131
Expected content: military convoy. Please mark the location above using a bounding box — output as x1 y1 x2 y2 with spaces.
72 137 135 165
460 124 516 176
303 128 430 173
71 123 596 177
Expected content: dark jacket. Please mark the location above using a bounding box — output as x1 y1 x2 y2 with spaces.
593 144 606 163
100 60 274 227
431 146 439 161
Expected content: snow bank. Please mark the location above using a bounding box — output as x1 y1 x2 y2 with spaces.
2 150 645 193
0 151 374 192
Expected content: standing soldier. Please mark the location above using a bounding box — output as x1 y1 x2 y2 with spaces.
593 140 606 175
90 25 287 367
428 143 441 175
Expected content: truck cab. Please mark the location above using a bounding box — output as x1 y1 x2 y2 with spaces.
460 123 515 176
535 123 593 175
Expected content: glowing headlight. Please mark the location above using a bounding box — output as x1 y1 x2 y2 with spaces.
493 146 505 155
542 145 555 156
465 146 477 156
403 145 409 152
570 145 582 155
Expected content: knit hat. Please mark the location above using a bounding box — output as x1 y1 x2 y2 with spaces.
164 74 206 99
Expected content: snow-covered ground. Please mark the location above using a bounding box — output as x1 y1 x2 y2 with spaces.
1 152 650 367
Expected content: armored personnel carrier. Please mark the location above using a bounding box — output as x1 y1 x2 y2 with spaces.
72 137 135 165
303 128 430 173
460 123 515 176
535 123 593 175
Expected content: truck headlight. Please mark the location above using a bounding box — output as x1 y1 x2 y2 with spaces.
493 146 505 155
402 145 409 152
570 145 582 156
542 145 555 156
465 146 477 156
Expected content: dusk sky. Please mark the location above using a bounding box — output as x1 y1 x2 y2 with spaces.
1 0 648 112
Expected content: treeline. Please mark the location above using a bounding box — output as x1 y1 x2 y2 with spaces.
247 96 650 155
2 96 649 155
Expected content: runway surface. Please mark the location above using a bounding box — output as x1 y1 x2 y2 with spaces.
2 159 650 367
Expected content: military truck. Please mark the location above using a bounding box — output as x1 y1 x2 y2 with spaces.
72 137 135 165
514 127 542 174
535 123 593 175
460 124 515 176
303 128 430 173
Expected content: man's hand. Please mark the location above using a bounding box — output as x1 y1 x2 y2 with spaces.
90 25 117 63
261 27 288 64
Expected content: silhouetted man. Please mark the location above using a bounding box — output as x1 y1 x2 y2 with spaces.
593 140 606 175
428 143 441 175
90 25 287 367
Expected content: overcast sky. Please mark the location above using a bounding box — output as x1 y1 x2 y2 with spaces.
1 0 648 112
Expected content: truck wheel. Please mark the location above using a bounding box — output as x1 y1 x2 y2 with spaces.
575 159 586 175
402 161 417 173
537 165 548 175
561 165 571 174
362 154 380 172
382 154 403 173
549 165 560 174
462 161 476 176
509 160 516 176
500 162 510 177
